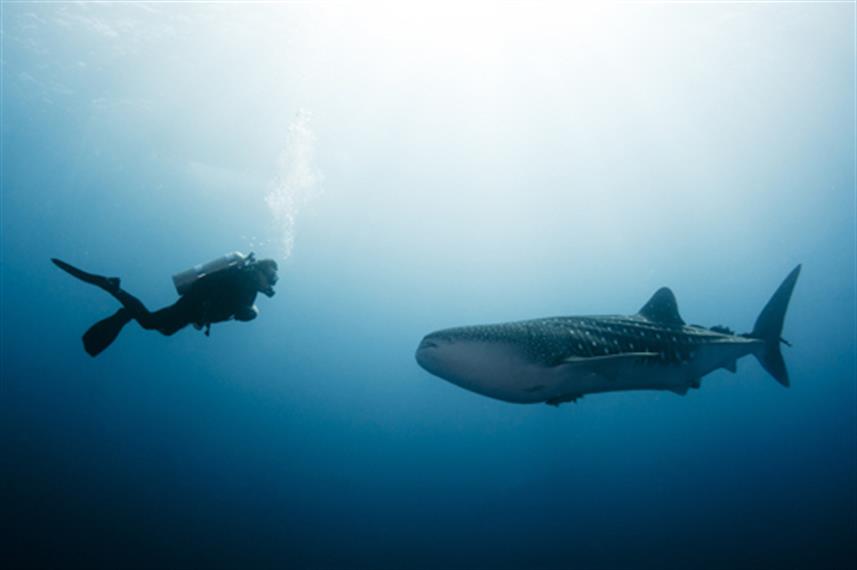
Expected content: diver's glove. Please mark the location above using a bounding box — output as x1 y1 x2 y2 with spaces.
235 305 259 322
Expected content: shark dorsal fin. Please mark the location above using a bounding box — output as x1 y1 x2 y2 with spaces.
638 287 685 326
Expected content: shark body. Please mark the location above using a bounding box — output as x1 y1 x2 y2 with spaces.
416 266 801 405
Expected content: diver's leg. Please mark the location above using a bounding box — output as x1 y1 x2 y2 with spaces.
111 292 191 336
53 258 191 336
51 258 120 292
145 304 191 336
108 288 156 325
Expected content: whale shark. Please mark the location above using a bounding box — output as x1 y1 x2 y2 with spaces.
415 266 801 405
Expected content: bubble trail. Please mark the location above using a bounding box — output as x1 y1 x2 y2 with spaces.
265 109 323 261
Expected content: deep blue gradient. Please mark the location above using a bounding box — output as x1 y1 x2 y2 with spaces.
2 4 855 569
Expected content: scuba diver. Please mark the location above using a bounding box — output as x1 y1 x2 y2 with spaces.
51 252 279 357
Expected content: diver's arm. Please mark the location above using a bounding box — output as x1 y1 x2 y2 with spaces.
186 267 263 329
234 305 259 322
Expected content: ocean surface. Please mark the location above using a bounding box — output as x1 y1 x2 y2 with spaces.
2 3 855 569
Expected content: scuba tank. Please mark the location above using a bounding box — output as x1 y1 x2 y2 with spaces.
172 251 254 295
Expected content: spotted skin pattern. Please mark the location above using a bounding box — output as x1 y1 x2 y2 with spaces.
428 316 739 368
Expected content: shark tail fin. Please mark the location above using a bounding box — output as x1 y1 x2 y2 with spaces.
748 265 801 387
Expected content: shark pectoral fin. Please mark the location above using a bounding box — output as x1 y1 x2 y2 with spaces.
546 394 582 406
560 352 659 367
558 352 659 381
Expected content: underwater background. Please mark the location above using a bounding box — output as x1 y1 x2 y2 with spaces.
2 3 855 569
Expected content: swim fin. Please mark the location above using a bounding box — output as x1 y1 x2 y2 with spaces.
83 309 131 357
51 258 120 293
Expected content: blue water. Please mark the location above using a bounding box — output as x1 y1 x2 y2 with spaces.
2 4 855 569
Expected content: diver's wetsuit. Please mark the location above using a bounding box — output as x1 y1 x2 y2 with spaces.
113 266 260 334
52 258 262 355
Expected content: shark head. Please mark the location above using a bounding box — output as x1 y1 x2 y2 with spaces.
415 325 559 403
